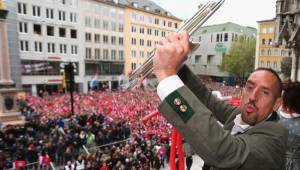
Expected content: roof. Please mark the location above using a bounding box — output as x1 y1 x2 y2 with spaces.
257 18 276 23
194 22 257 36
122 0 181 20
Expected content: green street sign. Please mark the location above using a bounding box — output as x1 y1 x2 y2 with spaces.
215 43 227 53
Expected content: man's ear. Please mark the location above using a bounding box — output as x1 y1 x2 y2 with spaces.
273 97 282 111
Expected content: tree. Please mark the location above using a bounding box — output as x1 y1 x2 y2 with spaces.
219 35 256 82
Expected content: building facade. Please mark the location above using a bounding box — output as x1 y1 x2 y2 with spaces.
80 0 125 92
123 0 181 75
15 0 82 95
5 0 180 94
255 19 290 72
187 22 257 81
275 0 300 81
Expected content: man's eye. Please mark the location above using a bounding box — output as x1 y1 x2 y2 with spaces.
263 91 270 95
246 85 253 90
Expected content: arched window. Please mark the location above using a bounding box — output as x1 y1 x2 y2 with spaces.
267 49 271 56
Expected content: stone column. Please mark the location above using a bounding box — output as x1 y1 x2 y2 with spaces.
0 9 13 85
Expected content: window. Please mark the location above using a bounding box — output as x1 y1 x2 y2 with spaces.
260 49 265 56
131 12 137 20
131 38 136 45
47 43 55 53
20 40 29 51
161 31 165 37
131 63 137 70
46 8 54 19
207 55 214 64
274 61 277 68
268 39 273 45
103 49 109 60
60 44 67 54
111 36 116 45
131 25 137 33
32 5 41 17
118 23 124 32
19 22 28 33
71 45 78 55
58 11 66 21
216 34 220 42
140 39 144 46
34 41 42 52
155 18 159 25
111 22 116 31
86 48 92 58
18 3 27 15
195 55 201 63
140 51 144 58
267 49 271 56
95 48 101 59
155 30 159 36
103 35 109 44
47 26 54 36
224 33 228 42
70 29 77 39
33 24 42 35
262 39 265 45
175 23 178 29
111 50 116 60
95 19 101 28
85 17 92 27
168 21 172 27
60 0 66 5
140 27 145 34
267 61 270 67
131 50 136 57
147 40 152 47
70 13 77 23
85 33 92 42
147 28 152 35
140 15 144 21
103 20 109 30
274 49 278 56
59 28 66 38
220 34 223 42
119 37 124 45
119 50 124 60
95 34 101 43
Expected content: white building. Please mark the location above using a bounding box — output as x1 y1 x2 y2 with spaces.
187 22 257 84
16 0 82 95
80 0 125 92
12 0 126 94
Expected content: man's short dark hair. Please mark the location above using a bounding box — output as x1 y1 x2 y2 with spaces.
253 67 282 97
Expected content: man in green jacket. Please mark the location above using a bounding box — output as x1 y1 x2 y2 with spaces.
153 31 288 169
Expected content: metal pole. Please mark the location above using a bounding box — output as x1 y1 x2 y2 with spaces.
68 62 75 115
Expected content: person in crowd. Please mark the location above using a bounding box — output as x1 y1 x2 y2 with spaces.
64 160 75 170
153 31 287 169
279 80 300 170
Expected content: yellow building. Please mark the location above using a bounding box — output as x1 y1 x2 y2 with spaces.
123 0 181 75
255 19 290 72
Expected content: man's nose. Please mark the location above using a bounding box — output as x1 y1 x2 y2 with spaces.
249 88 259 102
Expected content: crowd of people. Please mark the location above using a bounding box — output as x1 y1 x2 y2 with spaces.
0 80 257 170
1 88 173 170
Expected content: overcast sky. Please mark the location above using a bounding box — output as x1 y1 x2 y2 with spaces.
151 0 276 28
